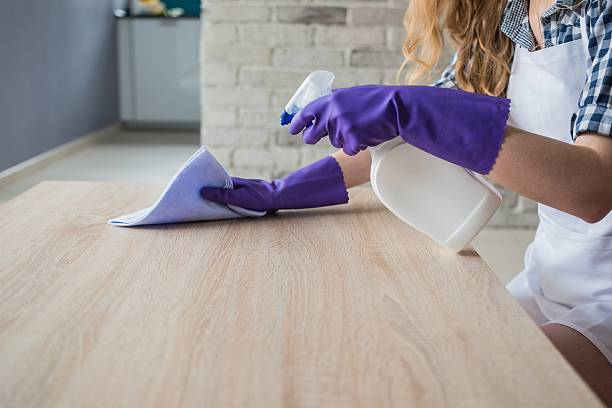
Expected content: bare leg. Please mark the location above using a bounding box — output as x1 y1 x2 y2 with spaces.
541 323 612 407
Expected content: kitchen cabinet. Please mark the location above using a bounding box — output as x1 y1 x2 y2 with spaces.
118 17 200 127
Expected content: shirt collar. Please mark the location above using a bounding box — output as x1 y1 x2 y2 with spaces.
501 0 533 50
501 0 583 50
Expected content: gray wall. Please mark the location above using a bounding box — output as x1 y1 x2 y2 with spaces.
0 0 118 171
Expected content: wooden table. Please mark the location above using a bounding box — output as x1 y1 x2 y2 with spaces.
0 181 601 407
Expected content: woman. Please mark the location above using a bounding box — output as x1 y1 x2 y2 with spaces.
202 0 612 402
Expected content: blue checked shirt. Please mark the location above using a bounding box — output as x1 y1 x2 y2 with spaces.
433 0 612 139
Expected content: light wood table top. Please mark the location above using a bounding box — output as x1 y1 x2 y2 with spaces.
0 181 601 407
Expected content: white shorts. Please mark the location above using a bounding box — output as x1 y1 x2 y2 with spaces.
507 270 612 364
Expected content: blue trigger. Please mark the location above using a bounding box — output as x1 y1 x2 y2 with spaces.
280 110 295 126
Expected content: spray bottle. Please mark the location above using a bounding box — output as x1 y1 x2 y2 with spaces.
281 71 502 252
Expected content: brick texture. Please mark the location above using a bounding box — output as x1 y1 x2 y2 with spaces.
200 0 537 227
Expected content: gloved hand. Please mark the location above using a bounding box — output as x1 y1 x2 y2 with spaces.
200 156 349 212
288 85 510 174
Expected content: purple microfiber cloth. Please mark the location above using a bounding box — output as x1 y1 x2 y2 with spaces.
108 146 265 227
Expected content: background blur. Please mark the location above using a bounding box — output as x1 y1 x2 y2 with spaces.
0 0 536 282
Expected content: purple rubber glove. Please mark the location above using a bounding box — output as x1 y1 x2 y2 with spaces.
288 85 510 174
200 156 348 212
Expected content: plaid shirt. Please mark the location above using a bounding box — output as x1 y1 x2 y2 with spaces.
434 0 612 139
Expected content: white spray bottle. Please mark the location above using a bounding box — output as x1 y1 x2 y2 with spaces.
282 71 502 253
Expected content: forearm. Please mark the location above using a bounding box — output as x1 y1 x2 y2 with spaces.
332 149 371 188
489 128 612 223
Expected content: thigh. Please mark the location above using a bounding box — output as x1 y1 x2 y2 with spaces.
541 323 612 407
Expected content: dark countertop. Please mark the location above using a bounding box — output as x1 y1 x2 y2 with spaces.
115 15 200 19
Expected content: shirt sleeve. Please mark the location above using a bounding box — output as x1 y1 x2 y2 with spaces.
431 53 458 89
572 0 612 139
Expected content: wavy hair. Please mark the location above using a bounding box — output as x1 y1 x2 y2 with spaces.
398 0 514 97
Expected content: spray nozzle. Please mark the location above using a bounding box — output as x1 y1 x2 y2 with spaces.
280 70 335 126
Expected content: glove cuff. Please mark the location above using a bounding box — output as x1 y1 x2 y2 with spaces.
276 156 349 210
397 87 511 175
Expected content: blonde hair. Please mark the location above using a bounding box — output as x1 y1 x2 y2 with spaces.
398 0 513 97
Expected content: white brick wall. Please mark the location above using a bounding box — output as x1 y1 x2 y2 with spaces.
200 0 537 227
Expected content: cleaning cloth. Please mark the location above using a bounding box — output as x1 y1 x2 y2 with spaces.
108 146 266 227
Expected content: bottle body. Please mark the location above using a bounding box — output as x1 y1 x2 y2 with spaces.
370 138 502 252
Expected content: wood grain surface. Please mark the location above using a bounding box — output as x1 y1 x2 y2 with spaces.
0 181 602 408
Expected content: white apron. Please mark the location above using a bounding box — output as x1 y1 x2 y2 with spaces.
505 18 612 363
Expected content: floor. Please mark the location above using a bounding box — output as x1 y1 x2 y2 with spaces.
0 128 535 284
0 130 200 201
